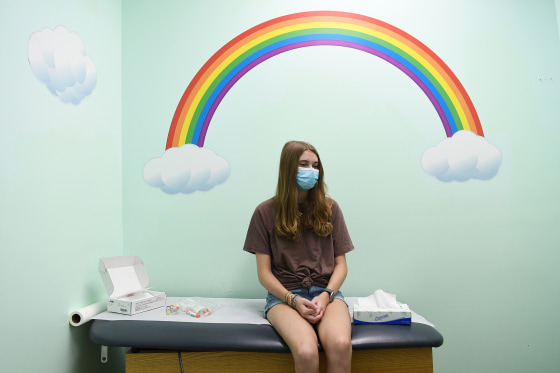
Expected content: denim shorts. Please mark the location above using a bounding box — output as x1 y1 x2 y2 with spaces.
264 286 346 316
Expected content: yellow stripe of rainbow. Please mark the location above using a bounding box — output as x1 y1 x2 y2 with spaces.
167 11 482 149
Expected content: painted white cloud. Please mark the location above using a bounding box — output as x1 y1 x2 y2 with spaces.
422 130 502 182
143 144 231 194
28 26 97 104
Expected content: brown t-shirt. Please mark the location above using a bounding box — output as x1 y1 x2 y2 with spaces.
243 198 354 290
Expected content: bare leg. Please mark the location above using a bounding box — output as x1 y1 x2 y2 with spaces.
316 299 352 373
267 303 320 373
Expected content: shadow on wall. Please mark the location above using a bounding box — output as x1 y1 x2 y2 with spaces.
69 323 126 373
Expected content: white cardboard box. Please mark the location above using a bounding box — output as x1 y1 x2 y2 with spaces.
99 255 166 315
353 304 412 325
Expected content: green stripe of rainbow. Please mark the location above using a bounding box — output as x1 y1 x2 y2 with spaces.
166 11 483 149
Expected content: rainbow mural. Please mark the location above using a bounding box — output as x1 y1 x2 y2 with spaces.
166 11 483 149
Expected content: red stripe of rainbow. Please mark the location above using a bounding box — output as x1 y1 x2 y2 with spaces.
166 11 483 149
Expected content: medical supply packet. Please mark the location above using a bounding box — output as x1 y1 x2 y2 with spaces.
166 298 214 318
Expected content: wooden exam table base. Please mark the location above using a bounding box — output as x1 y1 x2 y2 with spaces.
126 347 434 373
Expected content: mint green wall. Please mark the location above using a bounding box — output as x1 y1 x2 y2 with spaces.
123 1 560 372
2 1 558 373
0 1 124 372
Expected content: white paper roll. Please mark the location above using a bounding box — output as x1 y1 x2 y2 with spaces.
69 300 107 327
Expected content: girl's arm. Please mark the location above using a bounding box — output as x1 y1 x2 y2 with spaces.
255 253 289 300
314 254 348 310
326 254 349 294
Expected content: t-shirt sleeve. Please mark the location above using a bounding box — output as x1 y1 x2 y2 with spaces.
331 200 354 256
243 204 272 255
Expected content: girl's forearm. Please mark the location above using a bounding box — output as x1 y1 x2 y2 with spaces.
326 254 348 293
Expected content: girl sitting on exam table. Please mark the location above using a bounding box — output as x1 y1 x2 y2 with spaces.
243 140 355 373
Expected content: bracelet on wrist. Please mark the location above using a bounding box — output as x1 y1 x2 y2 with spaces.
292 295 300 309
283 291 301 309
285 292 296 308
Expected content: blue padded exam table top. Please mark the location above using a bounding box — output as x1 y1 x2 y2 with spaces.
90 319 443 352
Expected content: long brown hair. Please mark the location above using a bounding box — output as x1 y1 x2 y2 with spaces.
274 141 333 241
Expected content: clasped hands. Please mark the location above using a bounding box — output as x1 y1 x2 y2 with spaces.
294 292 330 324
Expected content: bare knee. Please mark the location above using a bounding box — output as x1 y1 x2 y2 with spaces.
292 341 319 372
325 334 352 355
322 335 352 373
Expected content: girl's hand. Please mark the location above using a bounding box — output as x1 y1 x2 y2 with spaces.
311 292 330 318
296 297 324 324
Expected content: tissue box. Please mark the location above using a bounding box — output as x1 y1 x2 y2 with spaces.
353 304 412 325
99 255 166 315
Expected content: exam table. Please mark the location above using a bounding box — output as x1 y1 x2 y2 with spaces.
89 297 444 373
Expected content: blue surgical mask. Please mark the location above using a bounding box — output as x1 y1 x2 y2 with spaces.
296 167 319 190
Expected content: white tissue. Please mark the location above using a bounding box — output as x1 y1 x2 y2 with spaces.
357 289 409 311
